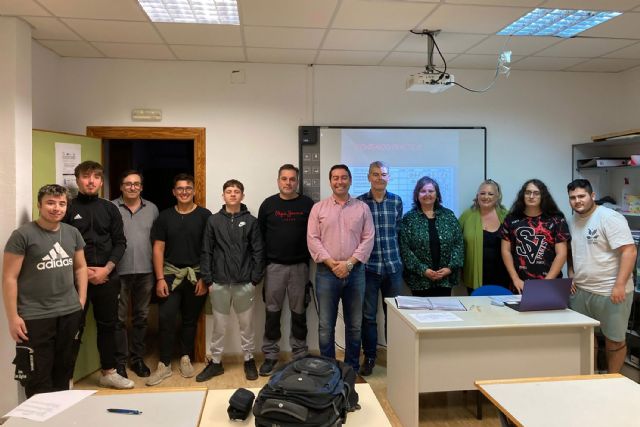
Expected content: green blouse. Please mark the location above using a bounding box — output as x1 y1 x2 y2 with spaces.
458 206 508 289
399 206 464 290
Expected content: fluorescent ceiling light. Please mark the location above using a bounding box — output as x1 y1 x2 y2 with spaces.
138 0 239 25
497 8 621 38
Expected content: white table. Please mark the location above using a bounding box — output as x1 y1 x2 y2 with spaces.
476 374 640 427
198 383 391 426
385 296 600 427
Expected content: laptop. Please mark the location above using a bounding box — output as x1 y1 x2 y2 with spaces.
504 278 572 312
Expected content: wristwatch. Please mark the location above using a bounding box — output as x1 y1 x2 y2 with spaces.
346 261 354 272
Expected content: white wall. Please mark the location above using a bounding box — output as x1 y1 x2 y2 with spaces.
1 17 33 414
30 50 633 355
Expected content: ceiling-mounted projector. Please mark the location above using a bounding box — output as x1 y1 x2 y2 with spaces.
406 71 454 93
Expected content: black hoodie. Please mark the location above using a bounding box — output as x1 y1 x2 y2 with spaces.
63 193 126 268
200 204 265 285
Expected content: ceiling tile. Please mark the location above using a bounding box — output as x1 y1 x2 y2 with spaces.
422 5 531 34
604 41 640 58
37 39 103 57
62 19 162 43
448 53 521 69
172 45 245 61
332 0 437 30
0 0 50 16
241 0 338 28
155 23 242 46
381 51 446 67
396 32 488 53
444 0 542 5
565 57 640 72
37 0 147 21
23 16 80 40
541 0 640 11
534 37 637 57
510 56 587 71
323 29 406 51
246 47 316 64
466 35 560 55
244 26 324 49
580 12 640 39
316 50 387 65
92 42 175 60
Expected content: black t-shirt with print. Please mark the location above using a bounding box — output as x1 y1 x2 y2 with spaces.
500 214 570 280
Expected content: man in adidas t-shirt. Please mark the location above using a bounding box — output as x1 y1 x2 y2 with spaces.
2 184 87 397
63 161 133 389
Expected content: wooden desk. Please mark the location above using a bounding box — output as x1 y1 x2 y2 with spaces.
3 387 207 427
476 374 640 427
385 296 600 427
198 383 391 426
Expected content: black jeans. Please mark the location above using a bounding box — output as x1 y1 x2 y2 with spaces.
115 273 154 364
157 274 207 365
75 273 120 371
20 310 83 398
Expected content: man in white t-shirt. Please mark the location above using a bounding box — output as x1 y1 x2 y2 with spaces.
567 179 637 373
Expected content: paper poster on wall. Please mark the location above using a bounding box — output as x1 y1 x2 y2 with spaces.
55 143 81 198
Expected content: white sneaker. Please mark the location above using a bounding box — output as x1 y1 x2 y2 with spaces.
146 362 172 386
180 355 195 378
99 370 134 389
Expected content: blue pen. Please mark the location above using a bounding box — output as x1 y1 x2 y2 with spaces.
107 408 142 415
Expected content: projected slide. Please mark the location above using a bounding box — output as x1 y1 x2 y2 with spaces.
300 127 485 217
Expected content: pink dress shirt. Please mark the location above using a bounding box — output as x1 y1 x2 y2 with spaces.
307 195 375 264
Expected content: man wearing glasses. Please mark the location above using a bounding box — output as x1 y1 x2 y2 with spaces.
147 173 211 386
112 170 158 379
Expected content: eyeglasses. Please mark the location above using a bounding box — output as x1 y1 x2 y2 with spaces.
524 190 541 197
122 182 141 188
175 186 194 193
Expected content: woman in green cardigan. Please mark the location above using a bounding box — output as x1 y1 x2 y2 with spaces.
399 176 464 296
458 179 510 293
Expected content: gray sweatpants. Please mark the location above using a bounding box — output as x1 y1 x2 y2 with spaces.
208 282 255 363
261 262 309 360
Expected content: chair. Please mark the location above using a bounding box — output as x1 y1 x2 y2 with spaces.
471 285 513 297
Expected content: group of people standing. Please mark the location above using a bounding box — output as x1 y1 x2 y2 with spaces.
2 158 636 399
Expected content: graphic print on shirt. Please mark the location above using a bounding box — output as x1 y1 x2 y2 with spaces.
586 228 599 244
274 209 306 223
514 226 548 264
37 242 72 270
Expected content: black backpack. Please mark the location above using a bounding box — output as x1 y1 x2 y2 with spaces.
253 355 360 427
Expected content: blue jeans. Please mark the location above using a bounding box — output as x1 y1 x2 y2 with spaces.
361 267 403 359
316 263 365 372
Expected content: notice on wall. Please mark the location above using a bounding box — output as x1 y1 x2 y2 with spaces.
55 143 81 197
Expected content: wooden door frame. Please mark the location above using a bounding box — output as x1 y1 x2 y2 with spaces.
86 126 208 362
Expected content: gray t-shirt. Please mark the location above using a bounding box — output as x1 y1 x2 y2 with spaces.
4 222 85 320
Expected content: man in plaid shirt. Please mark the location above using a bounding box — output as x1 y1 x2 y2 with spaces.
357 161 404 376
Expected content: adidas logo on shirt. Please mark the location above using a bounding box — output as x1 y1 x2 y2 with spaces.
37 242 73 270
73 214 82 220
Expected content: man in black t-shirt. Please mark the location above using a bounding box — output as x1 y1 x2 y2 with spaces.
257 164 314 376
146 173 211 387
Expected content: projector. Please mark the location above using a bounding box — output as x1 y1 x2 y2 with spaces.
406 71 454 93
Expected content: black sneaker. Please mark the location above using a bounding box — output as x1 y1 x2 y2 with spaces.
360 358 375 377
131 359 151 378
244 359 258 380
116 363 128 379
196 361 224 382
259 359 277 376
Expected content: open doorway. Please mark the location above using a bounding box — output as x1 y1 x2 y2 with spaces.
104 138 194 210
86 126 207 362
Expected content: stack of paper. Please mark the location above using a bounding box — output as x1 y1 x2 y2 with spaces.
395 296 466 311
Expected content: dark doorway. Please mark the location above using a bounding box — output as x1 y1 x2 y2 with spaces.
105 139 194 210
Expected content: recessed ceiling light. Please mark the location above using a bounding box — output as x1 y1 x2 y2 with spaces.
138 0 239 25
497 8 621 38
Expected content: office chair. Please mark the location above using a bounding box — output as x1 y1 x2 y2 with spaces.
471 285 513 296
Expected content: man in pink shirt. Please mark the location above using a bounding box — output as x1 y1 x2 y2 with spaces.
307 164 375 372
